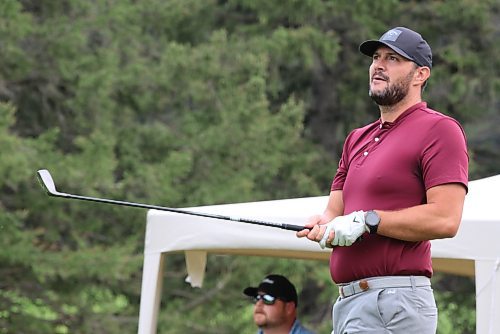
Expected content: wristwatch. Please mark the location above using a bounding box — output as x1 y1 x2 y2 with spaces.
365 210 381 234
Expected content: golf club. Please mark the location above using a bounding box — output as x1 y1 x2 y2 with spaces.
36 169 306 232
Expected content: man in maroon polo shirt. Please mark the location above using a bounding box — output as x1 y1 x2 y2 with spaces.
297 27 468 333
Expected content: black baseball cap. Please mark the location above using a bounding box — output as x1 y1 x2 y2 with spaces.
243 274 298 305
359 27 432 68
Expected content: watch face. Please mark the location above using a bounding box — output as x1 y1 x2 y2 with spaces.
366 211 380 227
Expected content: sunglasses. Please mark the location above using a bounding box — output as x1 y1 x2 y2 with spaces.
253 294 277 305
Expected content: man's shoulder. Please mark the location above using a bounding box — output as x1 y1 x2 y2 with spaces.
413 106 466 135
290 320 316 334
346 120 379 141
416 104 460 123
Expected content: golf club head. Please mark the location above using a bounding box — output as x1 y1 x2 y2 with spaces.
37 169 59 196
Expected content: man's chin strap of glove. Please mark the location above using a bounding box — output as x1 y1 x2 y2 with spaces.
319 211 369 249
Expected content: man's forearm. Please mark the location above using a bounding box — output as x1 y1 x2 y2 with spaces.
375 184 466 241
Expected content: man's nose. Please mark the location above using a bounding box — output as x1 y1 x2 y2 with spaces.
372 59 385 71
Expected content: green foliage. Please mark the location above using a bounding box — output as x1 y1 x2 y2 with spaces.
434 274 476 334
0 0 497 333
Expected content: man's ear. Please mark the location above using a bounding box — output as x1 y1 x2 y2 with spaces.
285 301 296 315
414 66 431 86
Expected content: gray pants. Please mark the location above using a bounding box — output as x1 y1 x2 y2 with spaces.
332 277 437 333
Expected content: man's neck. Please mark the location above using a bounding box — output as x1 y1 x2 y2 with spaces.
261 319 295 334
379 96 422 123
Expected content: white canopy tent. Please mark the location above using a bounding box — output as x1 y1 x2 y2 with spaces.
137 175 500 334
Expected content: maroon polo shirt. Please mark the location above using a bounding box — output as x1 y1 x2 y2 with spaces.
330 102 468 283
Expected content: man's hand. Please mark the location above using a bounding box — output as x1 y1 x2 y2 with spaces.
319 211 368 248
296 214 335 246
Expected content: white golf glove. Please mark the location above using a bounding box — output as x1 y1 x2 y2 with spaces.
319 211 368 248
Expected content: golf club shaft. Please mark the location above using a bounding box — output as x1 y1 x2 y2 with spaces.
36 169 306 232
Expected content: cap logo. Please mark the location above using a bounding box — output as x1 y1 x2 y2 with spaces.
262 278 275 285
381 29 402 42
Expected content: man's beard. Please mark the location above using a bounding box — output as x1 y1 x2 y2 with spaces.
369 70 414 106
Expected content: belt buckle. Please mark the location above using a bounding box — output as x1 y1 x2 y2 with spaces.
339 279 369 299
358 279 369 291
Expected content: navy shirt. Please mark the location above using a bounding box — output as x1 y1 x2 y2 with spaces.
257 319 315 334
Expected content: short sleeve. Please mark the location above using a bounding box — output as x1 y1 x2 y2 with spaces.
421 118 469 192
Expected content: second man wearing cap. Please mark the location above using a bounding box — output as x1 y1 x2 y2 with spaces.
243 274 315 334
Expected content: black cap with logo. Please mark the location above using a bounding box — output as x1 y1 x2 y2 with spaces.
243 274 298 306
359 27 432 68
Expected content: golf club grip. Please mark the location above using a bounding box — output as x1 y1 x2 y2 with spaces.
238 217 305 231
281 224 307 232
